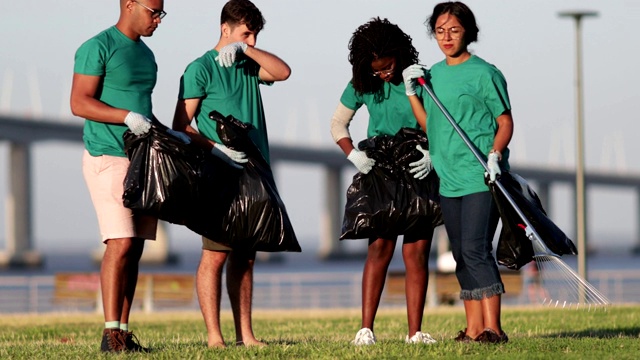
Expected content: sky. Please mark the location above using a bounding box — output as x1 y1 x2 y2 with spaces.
0 0 639 256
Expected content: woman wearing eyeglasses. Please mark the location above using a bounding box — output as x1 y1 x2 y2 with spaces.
329 17 437 346
403 1 513 344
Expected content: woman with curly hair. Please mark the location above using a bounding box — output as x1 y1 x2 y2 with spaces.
329 17 437 346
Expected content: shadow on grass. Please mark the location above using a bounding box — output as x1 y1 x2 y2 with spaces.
546 327 640 339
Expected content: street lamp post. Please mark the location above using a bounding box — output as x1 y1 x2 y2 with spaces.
558 10 598 283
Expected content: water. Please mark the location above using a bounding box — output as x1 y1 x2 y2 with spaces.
1 247 639 277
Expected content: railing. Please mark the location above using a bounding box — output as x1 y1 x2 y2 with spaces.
0 270 638 314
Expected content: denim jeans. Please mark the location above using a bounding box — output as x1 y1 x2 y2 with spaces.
440 191 504 300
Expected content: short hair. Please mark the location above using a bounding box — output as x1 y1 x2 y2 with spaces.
220 0 265 33
348 17 419 98
426 1 479 44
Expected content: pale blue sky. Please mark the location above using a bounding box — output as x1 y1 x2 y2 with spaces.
0 0 638 254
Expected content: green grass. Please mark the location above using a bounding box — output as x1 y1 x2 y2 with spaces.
0 305 639 359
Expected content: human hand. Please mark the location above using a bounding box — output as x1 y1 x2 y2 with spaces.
124 112 152 135
408 145 432 180
166 129 191 144
211 143 248 169
402 64 426 96
215 42 249 67
485 150 501 182
347 149 375 174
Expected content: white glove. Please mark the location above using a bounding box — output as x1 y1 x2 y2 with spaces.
486 151 501 182
347 149 375 174
408 145 432 180
215 42 248 67
166 129 191 144
402 64 425 96
124 112 152 135
211 143 248 169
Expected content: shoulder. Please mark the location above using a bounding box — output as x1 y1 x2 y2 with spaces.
468 55 504 76
77 27 112 51
185 51 215 72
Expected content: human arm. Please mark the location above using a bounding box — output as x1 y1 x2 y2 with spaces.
172 97 246 166
70 73 151 135
216 42 291 82
402 65 428 131
486 110 514 182
245 46 291 82
329 103 374 174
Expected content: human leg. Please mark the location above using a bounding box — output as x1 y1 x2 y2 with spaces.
457 192 504 339
83 151 157 352
227 249 264 346
119 238 145 325
361 237 396 332
441 194 502 339
197 245 229 347
401 229 433 337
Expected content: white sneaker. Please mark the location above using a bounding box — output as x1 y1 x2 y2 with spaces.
352 328 376 345
405 331 437 344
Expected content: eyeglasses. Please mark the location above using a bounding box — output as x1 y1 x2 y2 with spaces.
371 65 395 77
134 0 167 20
435 26 463 40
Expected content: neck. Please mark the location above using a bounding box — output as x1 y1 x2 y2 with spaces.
115 21 140 41
446 51 471 66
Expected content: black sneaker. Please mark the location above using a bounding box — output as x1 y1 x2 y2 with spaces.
124 331 151 352
475 328 509 344
100 328 126 352
454 329 474 343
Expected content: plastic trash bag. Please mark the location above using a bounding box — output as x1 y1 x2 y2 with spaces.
491 172 578 270
123 122 211 225
340 127 443 240
205 111 301 253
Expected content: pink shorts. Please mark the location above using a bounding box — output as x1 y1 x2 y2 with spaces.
82 150 157 242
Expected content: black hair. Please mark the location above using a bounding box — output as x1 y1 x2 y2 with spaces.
348 17 419 98
426 1 479 44
220 0 265 33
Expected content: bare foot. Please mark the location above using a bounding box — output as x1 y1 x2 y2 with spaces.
208 341 226 348
236 339 266 347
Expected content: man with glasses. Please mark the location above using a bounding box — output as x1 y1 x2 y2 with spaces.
70 0 166 353
172 0 290 348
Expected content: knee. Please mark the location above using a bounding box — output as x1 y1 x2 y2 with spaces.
367 239 395 262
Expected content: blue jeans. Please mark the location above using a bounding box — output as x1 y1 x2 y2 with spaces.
440 191 504 300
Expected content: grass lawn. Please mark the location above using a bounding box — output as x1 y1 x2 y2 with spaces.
0 305 638 359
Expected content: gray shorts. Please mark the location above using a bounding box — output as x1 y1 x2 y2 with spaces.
202 237 232 251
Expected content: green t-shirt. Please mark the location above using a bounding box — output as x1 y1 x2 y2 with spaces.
340 81 422 138
424 55 511 197
74 26 157 157
179 50 271 162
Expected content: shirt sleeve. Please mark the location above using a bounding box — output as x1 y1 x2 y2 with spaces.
179 62 208 100
73 39 106 76
484 69 511 119
339 81 364 112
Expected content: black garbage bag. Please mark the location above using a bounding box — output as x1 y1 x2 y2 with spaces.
204 111 301 253
123 122 212 225
491 172 578 270
340 127 443 240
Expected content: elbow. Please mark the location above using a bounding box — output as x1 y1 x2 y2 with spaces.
277 66 291 81
69 100 83 118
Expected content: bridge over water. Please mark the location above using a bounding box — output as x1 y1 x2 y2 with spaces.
2 115 640 267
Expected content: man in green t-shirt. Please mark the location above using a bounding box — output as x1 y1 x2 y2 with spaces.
172 0 290 348
70 0 173 353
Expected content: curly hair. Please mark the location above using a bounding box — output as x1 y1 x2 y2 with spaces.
348 17 419 98
220 0 265 33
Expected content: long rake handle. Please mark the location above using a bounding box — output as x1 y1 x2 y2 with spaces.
417 77 552 255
